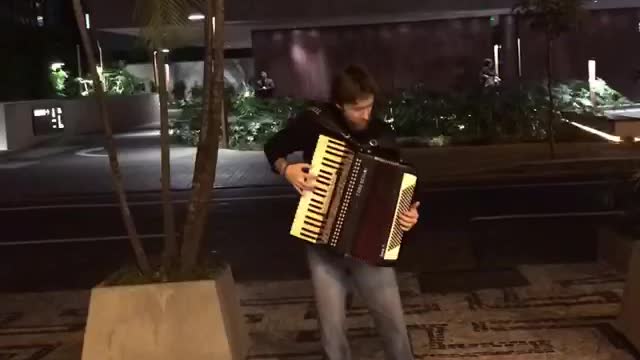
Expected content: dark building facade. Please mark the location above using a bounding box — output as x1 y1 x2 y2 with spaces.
83 0 640 101
253 7 640 101
0 0 79 101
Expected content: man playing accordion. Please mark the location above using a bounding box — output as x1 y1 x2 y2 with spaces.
264 64 420 360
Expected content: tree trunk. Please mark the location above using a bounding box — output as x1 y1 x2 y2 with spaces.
545 33 556 159
180 0 224 275
191 1 215 185
220 99 229 149
71 0 152 277
157 52 179 274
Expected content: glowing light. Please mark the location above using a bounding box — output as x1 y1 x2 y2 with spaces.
493 44 501 76
188 13 205 21
50 62 65 70
161 48 170 53
517 38 522 77
588 60 596 82
561 117 622 143
85 13 91 29
291 44 306 64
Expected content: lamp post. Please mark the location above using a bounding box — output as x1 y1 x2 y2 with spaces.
189 13 228 148
588 59 597 110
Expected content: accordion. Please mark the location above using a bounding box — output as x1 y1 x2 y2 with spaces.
290 134 417 266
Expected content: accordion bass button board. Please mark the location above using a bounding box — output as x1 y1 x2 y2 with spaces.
290 134 418 266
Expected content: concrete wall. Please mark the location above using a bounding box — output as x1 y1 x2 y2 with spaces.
0 94 159 151
125 59 255 98
0 99 61 151
613 121 640 138
124 64 157 92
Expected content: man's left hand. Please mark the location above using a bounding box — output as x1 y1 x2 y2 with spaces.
398 201 420 232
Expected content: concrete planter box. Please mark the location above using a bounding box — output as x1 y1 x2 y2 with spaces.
81 264 248 360
619 240 640 352
598 227 636 273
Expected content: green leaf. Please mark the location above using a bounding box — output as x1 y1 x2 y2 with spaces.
135 0 205 49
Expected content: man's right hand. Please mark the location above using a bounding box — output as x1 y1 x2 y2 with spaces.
284 163 316 195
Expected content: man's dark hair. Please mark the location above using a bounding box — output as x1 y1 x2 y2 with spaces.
330 64 379 106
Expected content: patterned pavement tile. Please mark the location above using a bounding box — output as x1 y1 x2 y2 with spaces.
0 263 636 360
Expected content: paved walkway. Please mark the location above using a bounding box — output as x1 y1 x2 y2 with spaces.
0 262 636 359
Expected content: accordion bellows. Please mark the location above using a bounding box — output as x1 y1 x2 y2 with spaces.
290 135 417 266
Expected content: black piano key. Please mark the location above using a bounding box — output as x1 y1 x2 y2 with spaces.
301 228 319 238
316 179 331 187
309 208 324 216
319 169 332 177
300 234 317 242
327 138 346 147
313 188 328 196
325 149 345 158
302 226 320 234
321 163 340 171
305 215 325 226
310 198 324 206
304 220 323 228
323 157 342 166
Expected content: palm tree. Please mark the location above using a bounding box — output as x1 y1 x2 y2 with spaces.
71 0 152 277
133 0 207 276
73 0 225 280
134 0 226 277
180 0 225 274
156 51 179 274
513 0 584 159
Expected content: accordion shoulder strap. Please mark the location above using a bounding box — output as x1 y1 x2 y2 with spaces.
307 106 364 150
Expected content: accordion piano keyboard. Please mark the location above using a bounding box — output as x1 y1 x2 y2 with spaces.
290 135 351 243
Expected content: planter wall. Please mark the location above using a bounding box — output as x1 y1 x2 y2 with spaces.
81 264 248 360
619 240 640 352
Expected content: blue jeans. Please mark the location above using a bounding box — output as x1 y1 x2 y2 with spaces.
306 245 414 360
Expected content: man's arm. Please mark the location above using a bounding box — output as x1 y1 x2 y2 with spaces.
263 113 306 174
